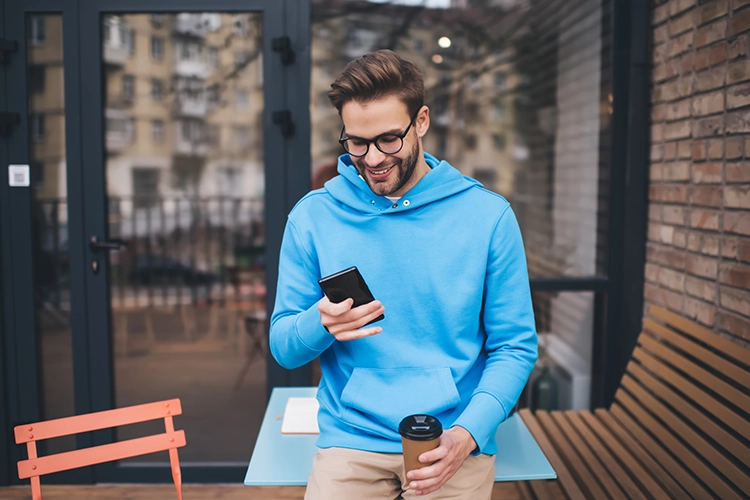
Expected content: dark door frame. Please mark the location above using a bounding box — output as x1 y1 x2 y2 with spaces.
1 0 311 485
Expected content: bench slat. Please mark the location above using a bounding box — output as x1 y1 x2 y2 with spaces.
637 333 750 414
643 319 750 390
580 410 674 499
537 411 606 499
617 383 745 499
629 354 750 467
610 402 714 500
632 346 750 440
516 480 535 500
562 411 647 500
14 399 182 444
549 411 625 499
17 430 186 479
649 306 750 366
528 480 553 500
519 409 585 500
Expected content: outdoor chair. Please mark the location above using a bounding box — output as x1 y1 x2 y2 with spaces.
14 398 186 500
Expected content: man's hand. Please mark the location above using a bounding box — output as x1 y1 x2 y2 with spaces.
406 426 477 496
318 296 385 341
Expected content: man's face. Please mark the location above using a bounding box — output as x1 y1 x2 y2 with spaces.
341 97 426 197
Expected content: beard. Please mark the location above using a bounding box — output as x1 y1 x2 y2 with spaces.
353 139 420 197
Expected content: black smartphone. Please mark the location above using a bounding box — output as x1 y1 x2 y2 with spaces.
318 266 385 324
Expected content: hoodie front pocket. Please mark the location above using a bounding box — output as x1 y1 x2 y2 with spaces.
340 367 461 434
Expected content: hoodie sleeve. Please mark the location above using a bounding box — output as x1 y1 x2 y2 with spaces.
452 206 538 454
269 219 335 369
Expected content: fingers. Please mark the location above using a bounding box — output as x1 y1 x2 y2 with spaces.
318 298 385 341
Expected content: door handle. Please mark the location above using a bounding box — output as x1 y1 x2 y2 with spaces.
89 236 128 252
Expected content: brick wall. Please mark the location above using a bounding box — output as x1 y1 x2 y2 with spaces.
650 0 750 343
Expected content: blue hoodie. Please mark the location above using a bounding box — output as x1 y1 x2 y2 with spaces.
270 153 537 455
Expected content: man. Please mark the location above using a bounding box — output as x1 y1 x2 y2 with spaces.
270 49 537 499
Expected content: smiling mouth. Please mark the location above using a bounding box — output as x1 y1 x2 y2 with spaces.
368 165 394 176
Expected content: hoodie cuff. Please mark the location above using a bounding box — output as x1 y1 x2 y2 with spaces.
452 392 508 455
294 303 336 353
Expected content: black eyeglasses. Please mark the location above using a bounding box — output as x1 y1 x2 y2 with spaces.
339 109 420 157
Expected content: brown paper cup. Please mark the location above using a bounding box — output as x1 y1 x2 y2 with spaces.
401 436 440 474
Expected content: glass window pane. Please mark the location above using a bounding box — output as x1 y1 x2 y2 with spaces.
28 13 76 454
310 0 611 279
103 12 266 465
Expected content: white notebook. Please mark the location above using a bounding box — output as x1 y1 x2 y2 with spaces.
280 397 320 434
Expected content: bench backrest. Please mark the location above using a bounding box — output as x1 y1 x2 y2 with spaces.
612 305 749 499
14 398 186 500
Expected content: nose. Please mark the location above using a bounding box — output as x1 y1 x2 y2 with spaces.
364 143 387 167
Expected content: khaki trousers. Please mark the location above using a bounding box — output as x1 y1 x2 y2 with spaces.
304 447 495 500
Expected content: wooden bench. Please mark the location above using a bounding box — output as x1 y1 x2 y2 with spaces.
516 305 749 499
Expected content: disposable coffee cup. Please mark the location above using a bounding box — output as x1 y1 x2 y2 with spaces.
399 414 443 474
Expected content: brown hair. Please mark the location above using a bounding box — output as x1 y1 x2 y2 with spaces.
328 49 424 117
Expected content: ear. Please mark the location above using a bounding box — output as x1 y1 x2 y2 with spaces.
415 105 430 138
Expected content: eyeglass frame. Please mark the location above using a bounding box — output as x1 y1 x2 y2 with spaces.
338 108 421 158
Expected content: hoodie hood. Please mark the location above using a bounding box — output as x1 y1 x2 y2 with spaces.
324 152 480 214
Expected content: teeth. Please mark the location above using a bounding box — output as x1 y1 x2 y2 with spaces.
371 167 391 175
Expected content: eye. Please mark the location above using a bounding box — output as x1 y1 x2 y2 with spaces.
349 138 368 147
378 135 400 147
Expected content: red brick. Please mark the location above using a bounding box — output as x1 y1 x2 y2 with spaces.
665 141 678 159
651 184 689 202
653 123 665 142
674 228 688 247
730 7 750 36
694 48 710 71
652 144 665 161
727 82 750 109
708 138 724 158
670 31 696 56
736 0 750 11
696 66 726 91
663 205 688 225
687 231 721 255
670 0 696 16
664 161 692 180
647 243 688 269
690 185 723 206
696 0 728 25
693 162 724 182
693 89 725 115
649 203 663 221
726 137 744 158
662 77 696 100
716 311 750 341
654 24 669 45
654 4 670 25
728 59 750 85
724 211 750 235
690 208 721 229
668 98 693 120
723 236 739 258
720 286 750 316
709 41 728 66
696 19 727 47
654 61 680 82
739 239 750 262
727 162 750 182
693 140 708 160
686 252 719 277
728 34 748 59
719 262 750 288
651 163 664 180
727 109 750 133
725 185 750 208
652 103 666 122
693 115 725 137
644 283 685 311
681 52 695 73
678 140 692 158
670 10 695 35
685 297 716 326
685 275 717 301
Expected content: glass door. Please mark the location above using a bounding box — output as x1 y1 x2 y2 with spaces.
75 0 309 482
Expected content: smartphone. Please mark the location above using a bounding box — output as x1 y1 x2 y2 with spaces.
318 266 385 324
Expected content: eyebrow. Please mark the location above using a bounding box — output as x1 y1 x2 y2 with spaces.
343 128 404 140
